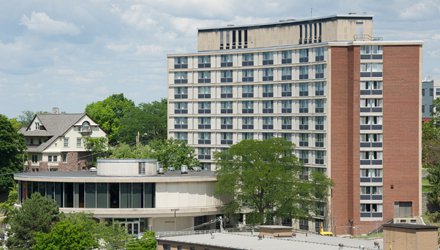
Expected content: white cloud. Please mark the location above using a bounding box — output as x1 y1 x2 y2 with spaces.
399 0 440 20
432 34 440 40
21 11 80 36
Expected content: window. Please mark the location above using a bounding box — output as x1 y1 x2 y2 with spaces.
282 117 292 129
360 116 383 130
242 85 254 98
174 87 188 99
281 100 292 113
242 53 254 66
221 70 233 82
35 122 40 130
263 84 274 97
299 100 309 113
299 117 308 130
221 101 233 114
360 186 382 195
242 132 254 140
139 162 146 174
221 132 233 144
242 101 254 113
76 138 82 148
361 169 382 178
299 150 309 163
242 69 254 82
262 52 274 65
299 66 308 79
221 117 233 129
299 133 308 146
198 148 211 160
263 133 274 140
62 153 67 163
262 117 273 129
48 155 58 162
64 137 69 147
262 68 273 81
174 102 188 114
422 105 425 113
262 100 274 113
198 71 211 83
282 50 292 64
299 49 309 62
198 86 211 98
315 99 324 113
430 88 434 96
299 219 309 230
221 54 233 67
299 83 308 96
198 117 211 129
315 82 324 96
360 45 383 59
281 83 292 96
174 72 188 84
315 47 324 61
360 98 383 112
315 151 324 164
198 102 211 114
198 132 211 144
281 133 292 142
315 64 324 79
175 132 188 142
360 81 383 95
198 56 211 68
281 67 292 80
360 63 383 77
360 203 383 218
242 117 254 129
315 116 324 130
315 134 324 147
174 117 188 129
163 244 171 250
174 57 188 68
221 86 233 98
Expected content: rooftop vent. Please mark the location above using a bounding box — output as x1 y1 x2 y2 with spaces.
89 167 97 172
181 165 188 174
158 167 164 174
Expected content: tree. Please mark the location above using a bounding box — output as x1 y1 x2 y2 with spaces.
427 162 440 212
110 143 152 159
126 231 156 250
83 137 110 166
7 193 59 249
34 213 98 250
17 110 50 128
0 114 26 194
0 184 18 223
215 138 332 225
85 94 135 144
149 139 200 170
118 99 167 144
422 121 440 167
34 213 132 250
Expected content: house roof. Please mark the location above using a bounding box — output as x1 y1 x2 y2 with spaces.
21 113 86 153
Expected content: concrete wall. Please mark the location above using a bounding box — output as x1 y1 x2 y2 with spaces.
97 159 157 176
156 182 222 208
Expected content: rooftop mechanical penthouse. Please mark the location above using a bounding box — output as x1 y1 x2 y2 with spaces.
167 14 422 235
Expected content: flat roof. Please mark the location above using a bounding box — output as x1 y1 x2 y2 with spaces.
158 232 382 250
14 170 216 183
198 14 373 32
383 223 438 231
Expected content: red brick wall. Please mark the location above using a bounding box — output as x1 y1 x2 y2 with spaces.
382 45 421 220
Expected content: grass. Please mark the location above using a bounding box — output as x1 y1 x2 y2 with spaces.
422 177 432 193
353 232 383 239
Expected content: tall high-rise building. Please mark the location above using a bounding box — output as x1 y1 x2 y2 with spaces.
167 14 422 235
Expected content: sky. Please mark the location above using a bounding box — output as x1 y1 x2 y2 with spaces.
0 0 439 118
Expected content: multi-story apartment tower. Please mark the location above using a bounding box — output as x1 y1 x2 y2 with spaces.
167 14 422 235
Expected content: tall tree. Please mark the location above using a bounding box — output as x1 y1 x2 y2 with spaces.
118 99 167 144
85 94 135 144
110 143 152 159
17 110 50 128
0 114 26 193
149 139 200 170
215 138 332 225
7 193 59 249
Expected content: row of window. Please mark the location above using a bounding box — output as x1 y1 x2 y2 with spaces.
174 82 326 99
174 100 326 114
173 65 325 83
173 48 325 69
173 116 325 130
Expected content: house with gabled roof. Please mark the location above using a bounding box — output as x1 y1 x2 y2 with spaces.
20 109 107 172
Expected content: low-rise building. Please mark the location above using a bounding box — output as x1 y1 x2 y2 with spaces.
20 109 107 172
14 159 223 235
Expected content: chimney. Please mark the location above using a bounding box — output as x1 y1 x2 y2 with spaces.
52 107 60 114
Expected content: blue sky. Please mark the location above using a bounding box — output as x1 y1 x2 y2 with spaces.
1 0 439 118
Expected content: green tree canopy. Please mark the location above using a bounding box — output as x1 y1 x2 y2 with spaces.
7 193 59 249
118 99 167 144
427 162 440 213
0 114 26 193
126 231 157 250
110 143 152 159
149 139 200 170
85 93 135 144
215 138 332 225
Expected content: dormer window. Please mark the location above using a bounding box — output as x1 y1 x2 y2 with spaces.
35 122 40 130
80 121 92 134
